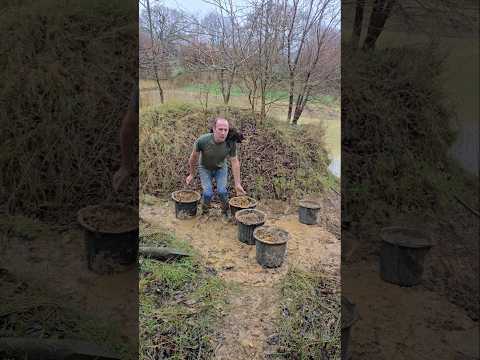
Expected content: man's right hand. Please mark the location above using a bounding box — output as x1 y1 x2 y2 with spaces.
185 174 194 185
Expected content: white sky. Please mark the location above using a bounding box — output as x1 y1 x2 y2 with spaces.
158 0 219 16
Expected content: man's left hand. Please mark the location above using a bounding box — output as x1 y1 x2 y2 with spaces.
235 184 246 196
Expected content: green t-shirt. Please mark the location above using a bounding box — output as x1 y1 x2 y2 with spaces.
194 133 236 170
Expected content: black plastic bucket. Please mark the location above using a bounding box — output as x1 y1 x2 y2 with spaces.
77 204 139 275
171 190 201 219
342 295 359 360
253 225 289 268
229 196 257 223
379 227 433 286
235 209 266 245
298 200 321 225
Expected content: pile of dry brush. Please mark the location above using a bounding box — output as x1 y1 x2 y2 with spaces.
0 0 138 223
342 46 479 320
140 106 332 201
342 45 472 229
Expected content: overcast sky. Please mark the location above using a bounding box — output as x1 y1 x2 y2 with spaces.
159 0 219 16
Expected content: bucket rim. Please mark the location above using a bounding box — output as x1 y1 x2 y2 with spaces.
299 200 321 209
229 195 258 209
77 203 139 234
171 190 201 203
235 208 266 225
253 225 289 245
380 226 433 248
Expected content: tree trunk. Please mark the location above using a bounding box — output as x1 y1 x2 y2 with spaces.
224 67 236 105
153 67 164 104
352 0 366 50
363 0 396 51
287 70 295 122
219 69 226 103
146 0 164 104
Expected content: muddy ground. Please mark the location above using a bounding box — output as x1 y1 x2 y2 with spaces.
0 222 138 356
140 191 341 359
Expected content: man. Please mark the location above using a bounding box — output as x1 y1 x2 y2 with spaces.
113 89 138 191
186 117 246 217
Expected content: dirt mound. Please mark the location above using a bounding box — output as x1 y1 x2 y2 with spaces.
140 107 331 201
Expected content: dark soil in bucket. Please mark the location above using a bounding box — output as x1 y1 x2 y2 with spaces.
236 210 265 225
299 200 321 209
254 227 288 245
78 204 138 233
236 209 266 245
77 204 139 274
381 227 432 248
254 226 289 268
229 196 257 208
172 190 201 203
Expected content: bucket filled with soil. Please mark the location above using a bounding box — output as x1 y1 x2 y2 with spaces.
171 190 201 218
342 295 359 360
298 200 321 225
77 204 139 274
235 209 266 245
229 196 257 222
253 225 289 268
379 226 433 286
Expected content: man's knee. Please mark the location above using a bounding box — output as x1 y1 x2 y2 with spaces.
217 189 228 202
203 189 214 203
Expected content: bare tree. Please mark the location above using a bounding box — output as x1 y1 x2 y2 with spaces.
284 0 340 124
140 0 164 103
346 0 479 51
246 0 287 118
139 0 190 103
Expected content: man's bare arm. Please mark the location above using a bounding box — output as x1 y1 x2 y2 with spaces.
188 150 200 176
230 156 246 195
186 150 200 185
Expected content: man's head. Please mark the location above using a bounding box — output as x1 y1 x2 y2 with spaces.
212 117 229 143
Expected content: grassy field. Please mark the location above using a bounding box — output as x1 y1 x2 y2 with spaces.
140 80 341 160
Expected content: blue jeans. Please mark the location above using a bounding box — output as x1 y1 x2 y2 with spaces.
198 164 228 205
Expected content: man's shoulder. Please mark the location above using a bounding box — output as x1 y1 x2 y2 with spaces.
195 133 213 149
197 133 213 142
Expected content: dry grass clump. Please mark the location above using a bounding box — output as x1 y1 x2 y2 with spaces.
140 105 333 201
0 0 138 223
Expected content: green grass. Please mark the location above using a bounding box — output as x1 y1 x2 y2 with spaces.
139 230 230 360
274 268 341 359
181 83 339 105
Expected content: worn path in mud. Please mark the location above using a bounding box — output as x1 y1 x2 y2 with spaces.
140 195 340 359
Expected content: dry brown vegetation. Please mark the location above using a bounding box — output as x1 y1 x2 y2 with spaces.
0 0 137 224
140 104 336 202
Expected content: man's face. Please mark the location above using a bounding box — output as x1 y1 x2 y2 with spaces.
213 118 229 143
